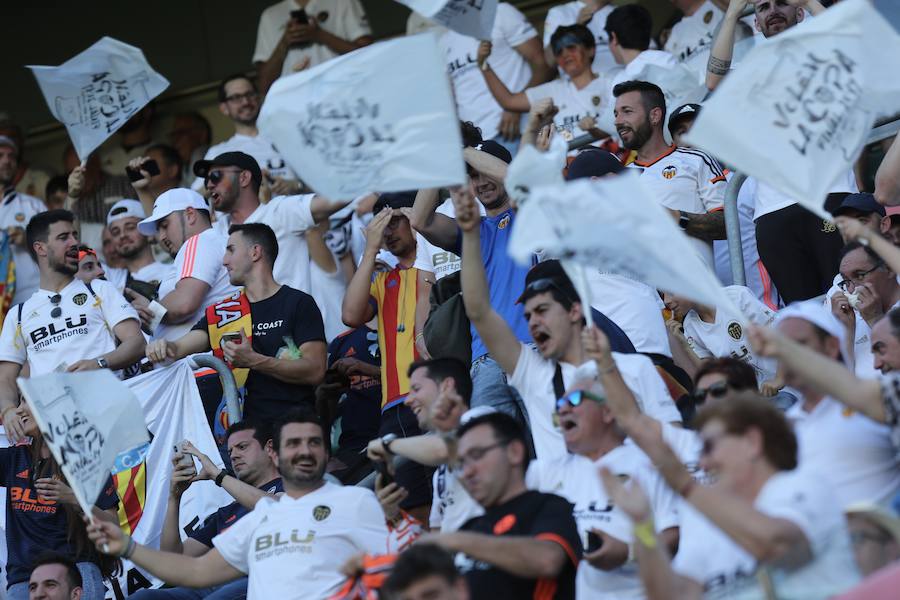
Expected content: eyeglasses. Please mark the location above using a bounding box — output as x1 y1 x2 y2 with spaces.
838 263 884 291
556 389 606 412
224 91 258 104
205 168 243 186
455 441 508 470
692 380 730 403
49 294 62 319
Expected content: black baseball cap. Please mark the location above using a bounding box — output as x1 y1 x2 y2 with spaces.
833 192 886 218
668 103 702 137
516 260 579 305
469 140 512 164
193 152 262 189
373 191 417 215
565 149 624 181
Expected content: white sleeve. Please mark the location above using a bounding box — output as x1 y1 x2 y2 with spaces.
543 7 564 47
413 234 434 273
682 321 713 359
640 469 680 532
496 3 538 49
353 491 391 554
179 234 224 286
525 460 546 490
338 0 372 41
510 343 554 411
252 7 281 64
281 194 316 235
695 152 726 212
94 280 140 328
524 80 554 107
733 286 777 327
212 504 261 574
755 471 832 554
0 306 26 365
614 353 682 423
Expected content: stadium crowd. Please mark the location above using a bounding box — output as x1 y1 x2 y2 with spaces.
2 0 900 599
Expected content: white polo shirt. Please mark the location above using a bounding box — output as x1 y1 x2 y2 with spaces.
524 76 610 144
787 396 900 507
441 2 537 140
0 190 45 305
0 278 137 376
213 482 388 600
527 444 679 599
509 344 681 459
543 2 617 77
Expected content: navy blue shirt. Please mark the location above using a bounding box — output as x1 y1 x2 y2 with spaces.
189 477 283 547
590 308 636 354
0 446 118 586
327 326 382 453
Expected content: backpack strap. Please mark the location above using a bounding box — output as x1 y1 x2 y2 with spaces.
552 363 565 400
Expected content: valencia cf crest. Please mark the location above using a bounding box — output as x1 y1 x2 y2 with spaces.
703 10 714 24
73 293 88 306
313 505 331 521
498 214 511 230
662 165 677 180
15 212 25 223
317 11 329 23
727 321 743 340
822 220 837 233
592 96 602 106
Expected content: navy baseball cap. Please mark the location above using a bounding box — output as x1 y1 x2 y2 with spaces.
833 192 886 218
516 260 579 305
373 191 417 215
565 149 624 181
668 103 702 137
469 140 512 164
194 151 262 190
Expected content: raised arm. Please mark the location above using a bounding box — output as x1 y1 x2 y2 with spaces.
836 216 900 278
310 195 353 224
706 0 752 90
434 532 570 579
464 147 509 182
342 210 389 327
407 189 459 251
875 131 900 206
477 43 532 113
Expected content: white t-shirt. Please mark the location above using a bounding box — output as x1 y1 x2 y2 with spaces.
659 421 711 485
585 271 672 356
673 467 859 599
442 3 537 140
527 445 679 600
609 50 678 91
787 396 900 507
213 482 388 600
0 190 45 305
0 279 138 376
252 0 371 77
191 133 296 191
429 463 484 533
213 194 317 294
683 285 779 382
822 282 897 379
524 76 610 144
310 262 348 342
105 262 175 292
412 198 486 281
752 170 859 221
155 228 238 341
630 145 727 269
509 344 681 459
664 1 724 64
543 2 617 77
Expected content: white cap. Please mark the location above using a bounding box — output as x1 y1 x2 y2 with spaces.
138 188 209 236
775 300 846 349
106 199 146 226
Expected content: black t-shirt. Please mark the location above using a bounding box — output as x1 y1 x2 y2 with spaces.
1 446 119 586
194 286 326 422
328 326 382 453
458 491 581 600
189 477 283 547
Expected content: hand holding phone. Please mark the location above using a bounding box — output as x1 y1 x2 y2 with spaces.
222 331 243 345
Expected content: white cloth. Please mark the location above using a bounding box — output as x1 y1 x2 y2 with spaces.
752 170 860 221
429 463 483 533
191 133 295 191
213 482 388 599
441 2 537 140
154 228 238 341
586 271 672 357
0 278 137 375
822 277 893 379
0 190 45 305
105 261 174 292
527 445 679 599
252 0 372 76
787 396 900 507
543 2 617 76
673 467 859 599
683 285 779 382
524 76 609 144
509 344 681 459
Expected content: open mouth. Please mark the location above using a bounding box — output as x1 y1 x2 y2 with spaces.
560 418 577 432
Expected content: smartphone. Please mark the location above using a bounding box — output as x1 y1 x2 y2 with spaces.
222 331 243 344
585 531 603 553
125 159 161 182
290 9 309 24
375 460 394 487
173 444 198 474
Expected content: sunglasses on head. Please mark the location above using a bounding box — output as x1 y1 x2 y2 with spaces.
520 277 575 304
556 389 605 412
49 294 62 319
692 380 730 403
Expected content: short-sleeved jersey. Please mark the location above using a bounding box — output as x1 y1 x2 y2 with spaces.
0 278 138 375
458 491 582 600
327 326 382 453
0 189 45 305
525 77 610 145
190 478 283 548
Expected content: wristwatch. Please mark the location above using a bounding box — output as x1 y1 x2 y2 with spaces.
678 211 690 231
96 357 109 369
381 433 399 455
214 469 228 487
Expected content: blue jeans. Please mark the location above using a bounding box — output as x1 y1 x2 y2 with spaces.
8 562 105 600
129 578 248 600
470 354 526 420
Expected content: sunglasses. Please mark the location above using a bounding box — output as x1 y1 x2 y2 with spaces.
205 168 243 186
692 380 730 403
49 294 62 319
520 277 575 304
556 389 605 412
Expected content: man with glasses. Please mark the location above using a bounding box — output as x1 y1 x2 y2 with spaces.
191 75 298 196
0 209 145 442
526 379 679 599
830 241 900 377
423 411 581 600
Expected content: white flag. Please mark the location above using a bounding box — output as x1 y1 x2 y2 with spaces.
508 174 744 320
16 370 150 515
28 37 169 164
397 0 498 39
505 134 567 207
258 33 465 200
685 0 900 219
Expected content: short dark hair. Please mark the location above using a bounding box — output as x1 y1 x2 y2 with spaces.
175 111 212 146
217 73 257 103
382 543 461 594
146 143 183 176
694 392 798 471
229 222 279 265
612 80 667 123
457 412 531 470
272 407 329 453
840 240 884 269
886 307 900 341
460 121 483 147
26 209 76 260
694 358 758 391
30 551 82 590
605 4 652 51
549 24 596 53
225 419 272 449
45 175 68 198
407 358 473 405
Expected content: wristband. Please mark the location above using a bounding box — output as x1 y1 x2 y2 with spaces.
147 300 168 332
214 469 228 487
632 519 657 549
122 534 137 559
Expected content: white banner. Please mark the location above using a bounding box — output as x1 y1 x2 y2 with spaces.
508 174 744 321
684 0 900 219
505 134 567 207
397 0 498 40
258 33 465 200
28 37 169 164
